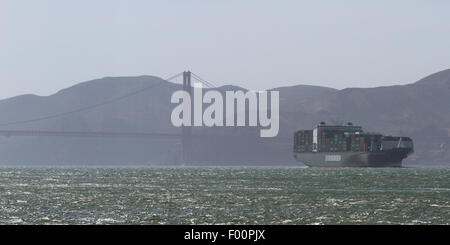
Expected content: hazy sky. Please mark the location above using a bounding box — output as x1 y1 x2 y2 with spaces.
1 0 450 99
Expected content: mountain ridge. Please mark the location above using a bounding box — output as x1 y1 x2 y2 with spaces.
0 69 449 166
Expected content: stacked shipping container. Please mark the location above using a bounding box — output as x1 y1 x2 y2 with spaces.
294 124 384 153
293 130 313 152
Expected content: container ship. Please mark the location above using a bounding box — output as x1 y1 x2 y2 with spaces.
293 122 414 167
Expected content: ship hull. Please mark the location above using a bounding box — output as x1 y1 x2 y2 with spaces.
294 148 412 168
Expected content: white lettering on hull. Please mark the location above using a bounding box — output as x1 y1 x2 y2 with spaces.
325 155 342 162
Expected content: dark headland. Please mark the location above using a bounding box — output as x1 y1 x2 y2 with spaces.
0 70 450 167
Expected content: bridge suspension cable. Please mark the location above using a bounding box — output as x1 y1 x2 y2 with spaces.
0 72 184 127
190 72 218 88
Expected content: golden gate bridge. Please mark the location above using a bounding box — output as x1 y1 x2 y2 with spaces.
0 71 286 164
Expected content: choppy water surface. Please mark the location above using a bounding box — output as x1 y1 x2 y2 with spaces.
0 167 449 224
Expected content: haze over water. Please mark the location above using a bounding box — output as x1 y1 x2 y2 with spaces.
0 167 449 225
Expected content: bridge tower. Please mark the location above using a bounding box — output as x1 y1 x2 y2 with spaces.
181 71 192 164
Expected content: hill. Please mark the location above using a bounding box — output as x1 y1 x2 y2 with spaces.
0 70 449 166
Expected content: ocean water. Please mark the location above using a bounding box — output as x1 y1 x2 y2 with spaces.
0 167 449 225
